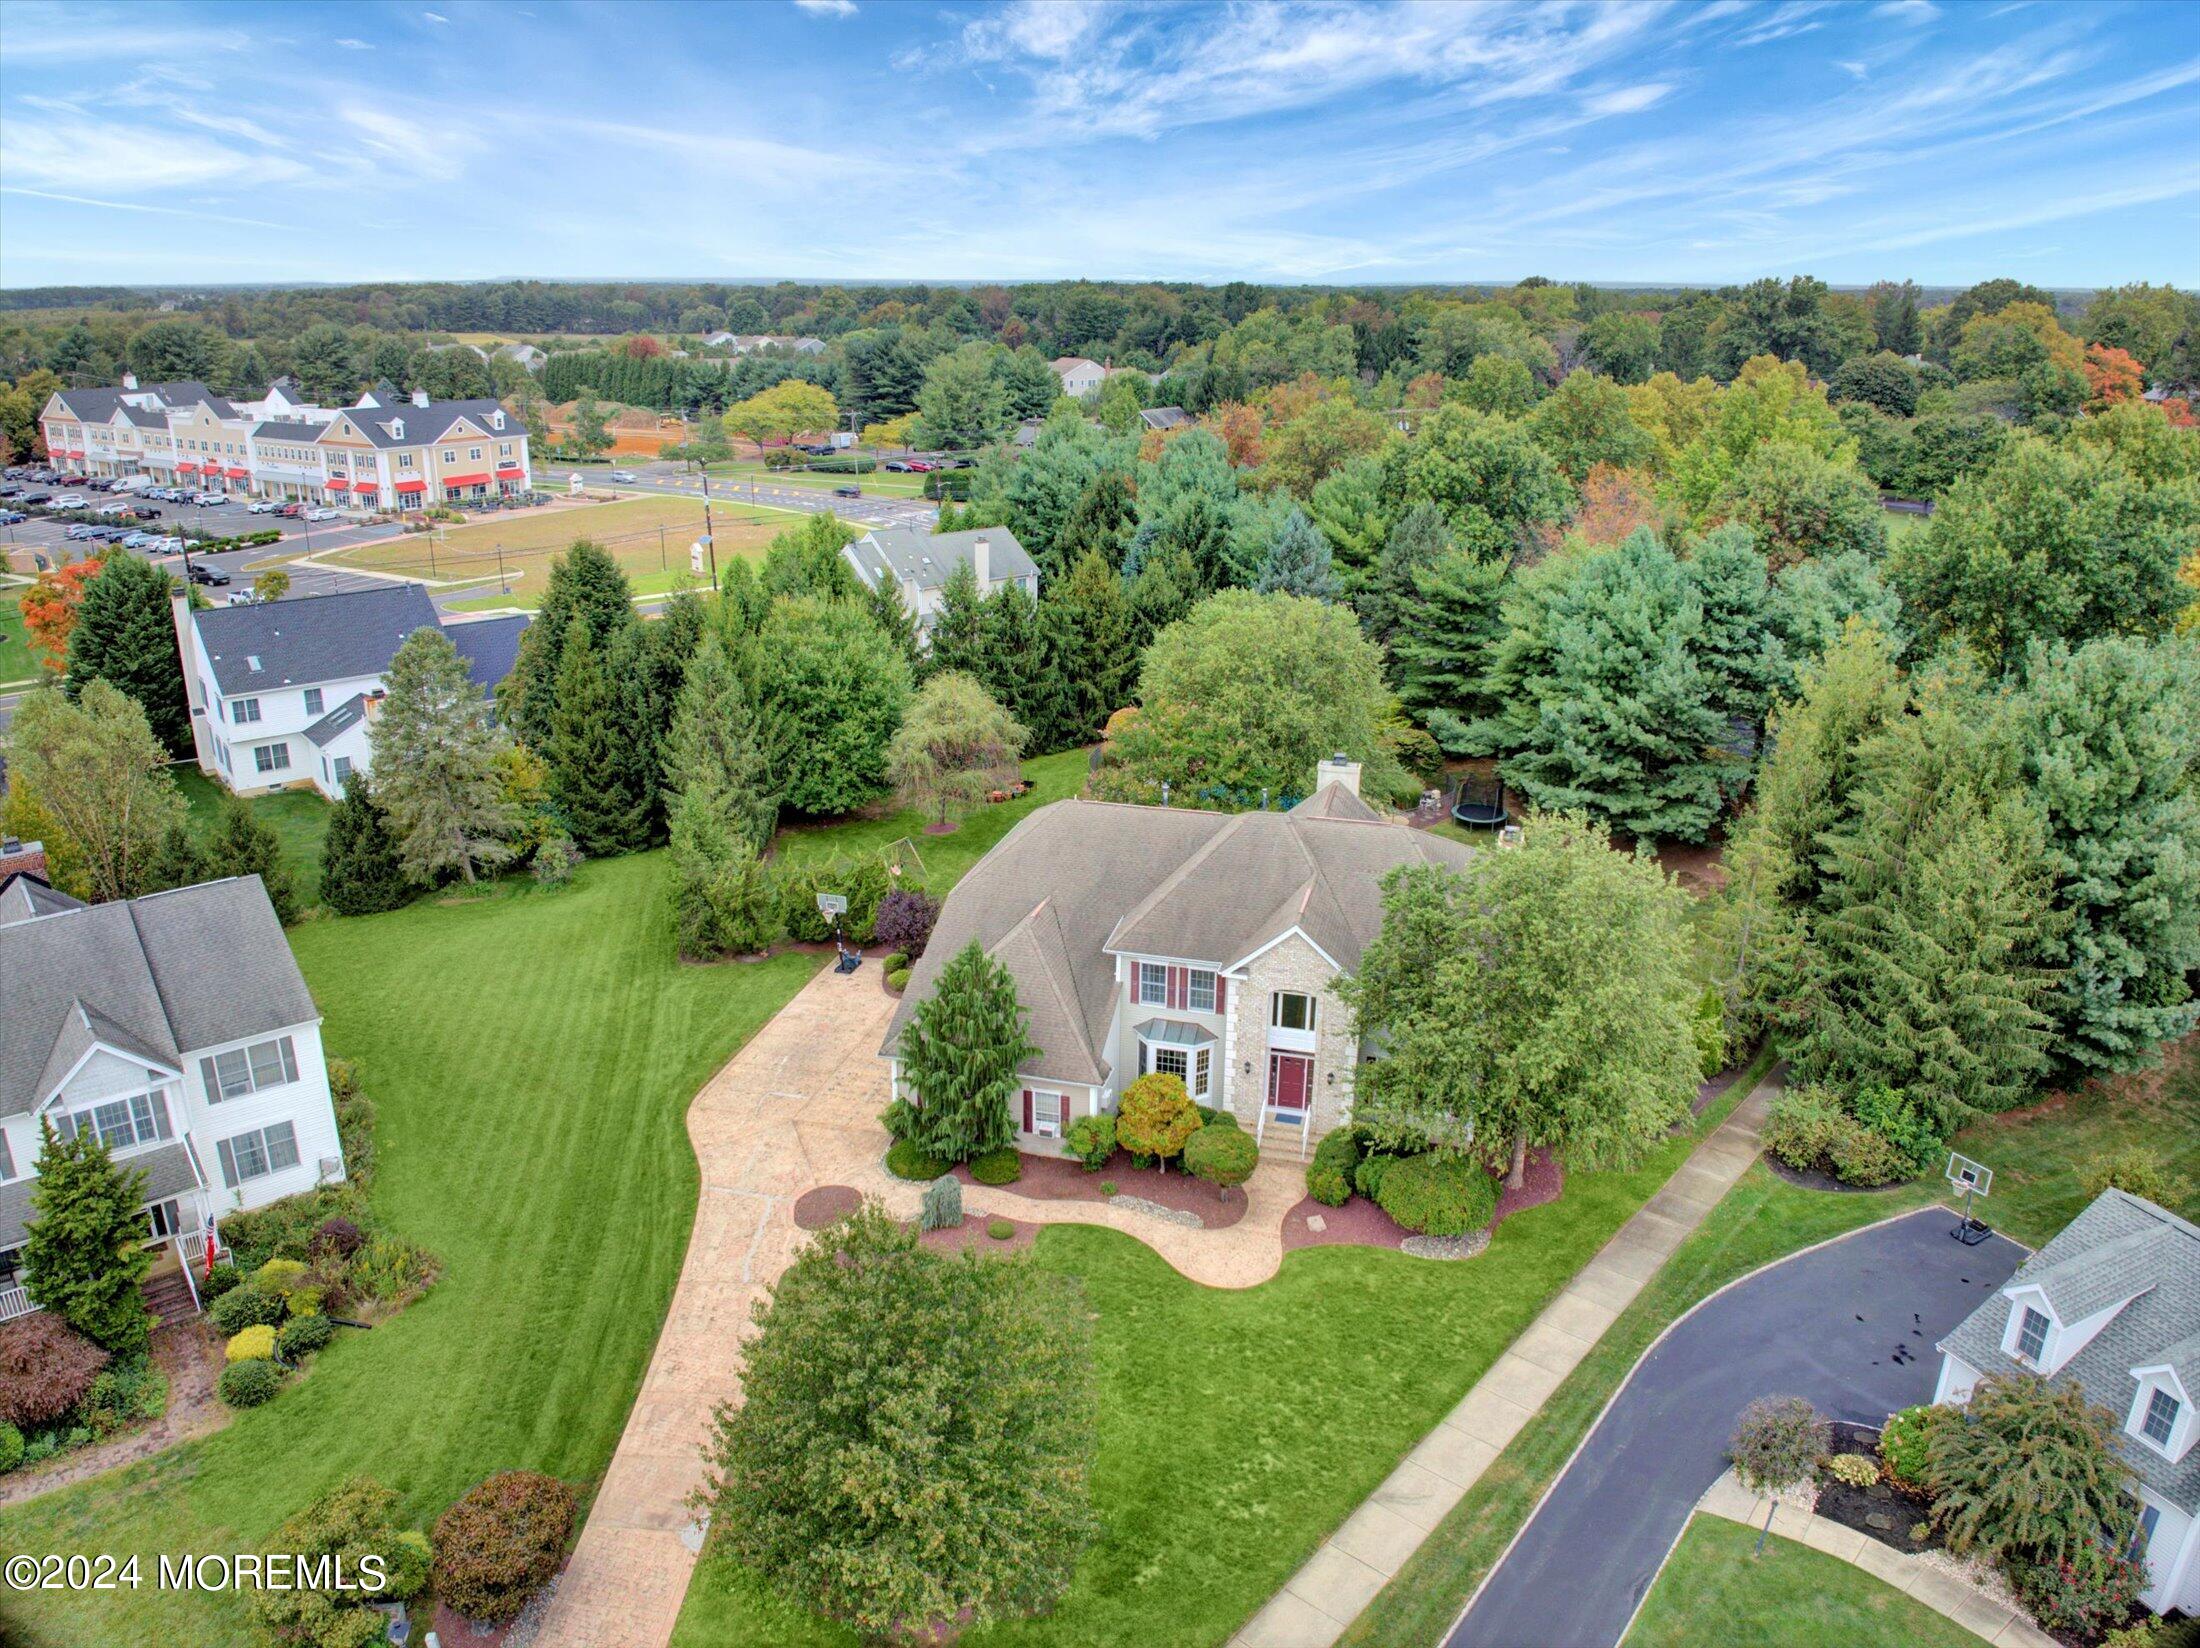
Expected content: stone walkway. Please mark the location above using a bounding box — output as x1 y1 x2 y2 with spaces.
1695 1471 2055 1647
1228 1078 1777 1648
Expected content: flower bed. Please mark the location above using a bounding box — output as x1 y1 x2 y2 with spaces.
951 1151 1248 1230
1283 1146 1563 1253
1811 1420 1939 1554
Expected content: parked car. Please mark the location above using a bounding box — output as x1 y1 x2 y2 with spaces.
277 502 305 518
0 510 27 525
608 469 639 483
304 506 341 522
18 491 52 506
185 562 230 586
49 493 87 509
223 590 262 606
246 500 280 514
193 491 229 506
120 531 155 549
832 483 861 498
64 524 102 540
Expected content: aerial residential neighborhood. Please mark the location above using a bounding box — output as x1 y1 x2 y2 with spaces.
1 5 2197 1648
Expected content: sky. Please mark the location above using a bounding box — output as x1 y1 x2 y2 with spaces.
1 0 2197 290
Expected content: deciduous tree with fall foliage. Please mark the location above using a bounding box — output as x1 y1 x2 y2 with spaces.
19 557 105 675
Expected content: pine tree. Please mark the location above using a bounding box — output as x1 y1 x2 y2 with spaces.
62 554 190 755
369 628 515 884
663 635 779 856
862 570 919 668
1360 502 1449 649
899 940 1038 1162
1054 470 1138 576
319 773 415 915
25 1122 153 1355
1253 508 1343 600
1041 551 1134 742
204 795 297 922
1686 523 1780 736
1390 549 1510 755
668 790 782 960
973 582 1062 748
925 560 987 680
149 818 206 893
548 620 652 856
501 541 636 744
1126 540 1198 652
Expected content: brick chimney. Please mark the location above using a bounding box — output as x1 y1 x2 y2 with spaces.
0 838 49 884
973 535 991 591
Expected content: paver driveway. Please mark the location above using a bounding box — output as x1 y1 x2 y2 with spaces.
1445 1208 2025 1648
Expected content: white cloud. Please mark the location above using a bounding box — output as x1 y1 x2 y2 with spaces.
1836 60 1869 78
423 10 449 22
336 38 374 50
1873 0 1941 20
793 0 857 15
1582 83 1674 116
0 185 291 232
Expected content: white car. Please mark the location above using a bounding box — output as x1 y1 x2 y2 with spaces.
49 493 87 509
193 491 229 506
304 507 342 522
246 500 280 514
608 469 639 483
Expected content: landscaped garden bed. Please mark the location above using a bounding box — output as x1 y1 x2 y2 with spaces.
1812 1420 1939 1555
1283 1147 1562 1254
949 1149 1251 1230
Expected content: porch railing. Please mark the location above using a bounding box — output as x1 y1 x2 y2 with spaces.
0 1284 37 1323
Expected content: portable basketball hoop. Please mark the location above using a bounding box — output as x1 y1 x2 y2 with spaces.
1946 1152 1993 1245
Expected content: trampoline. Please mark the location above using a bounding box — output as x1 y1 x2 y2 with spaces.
1451 774 1512 828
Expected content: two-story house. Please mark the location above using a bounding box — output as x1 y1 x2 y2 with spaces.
840 527 1040 640
1051 356 1107 397
174 583 530 800
881 758 1470 1154
1934 1188 2200 1613
0 851 344 1325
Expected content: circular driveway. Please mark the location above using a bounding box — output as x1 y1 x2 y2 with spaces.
1447 1206 2026 1648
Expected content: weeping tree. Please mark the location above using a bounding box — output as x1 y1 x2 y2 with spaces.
896 940 1036 1163
886 672 1027 831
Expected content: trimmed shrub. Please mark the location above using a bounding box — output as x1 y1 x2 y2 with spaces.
1826 1453 1880 1488
1375 1155 1497 1236
431 1470 579 1625
1354 1152 1396 1202
1762 1085 1847 1170
1879 1404 1934 1488
1066 1113 1116 1171
277 1313 334 1361
219 1358 282 1408
0 1420 21 1474
1307 1130 1361 1207
970 1148 1022 1186
886 966 911 992
211 1286 288 1335
255 1258 310 1296
202 1261 243 1301
1183 1126 1259 1195
1827 1124 1910 1187
987 1218 1014 1240
286 1287 325 1319
919 1176 963 1232
882 951 910 974
310 1217 365 1261
0 1314 109 1428
886 1139 952 1181
872 888 940 957
227 1325 278 1364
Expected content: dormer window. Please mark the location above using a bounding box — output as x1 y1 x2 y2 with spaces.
390 418 404 440
2016 1305 2051 1363
2140 1387 2179 1446
491 409 505 430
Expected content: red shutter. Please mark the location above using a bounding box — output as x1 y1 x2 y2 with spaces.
1022 1089 1034 1132
1213 975 1227 1014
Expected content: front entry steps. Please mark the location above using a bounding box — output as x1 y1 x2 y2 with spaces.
142 1271 200 1327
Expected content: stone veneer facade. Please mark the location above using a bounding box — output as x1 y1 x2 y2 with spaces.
1221 930 1363 1152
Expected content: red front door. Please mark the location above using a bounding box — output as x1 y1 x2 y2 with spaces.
1267 1053 1312 1115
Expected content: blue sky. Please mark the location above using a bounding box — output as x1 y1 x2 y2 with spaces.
2 0 2196 289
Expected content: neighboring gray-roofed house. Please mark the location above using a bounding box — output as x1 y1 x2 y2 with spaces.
880 756 1466 1155
447 613 532 693
0 873 345 1314
1936 1189 2200 1611
193 583 440 696
841 527 1039 638
1138 405 1193 432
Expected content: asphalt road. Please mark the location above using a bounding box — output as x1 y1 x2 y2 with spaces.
1447 1207 2025 1648
557 459 940 531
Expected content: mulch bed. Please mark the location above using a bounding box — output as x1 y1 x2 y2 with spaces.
919 1215 1041 1257
1813 1421 1939 1555
792 1184 864 1230
1281 1147 1563 1254
952 1151 1248 1230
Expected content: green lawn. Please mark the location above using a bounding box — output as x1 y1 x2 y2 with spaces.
671 1061 1770 1648
704 459 932 498
1 589 37 685
1624 1515 1988 1647
177 769 334 907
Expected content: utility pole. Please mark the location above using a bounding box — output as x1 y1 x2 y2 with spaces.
699 466 719 585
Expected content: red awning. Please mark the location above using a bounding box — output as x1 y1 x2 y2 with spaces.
326 478 350 491
353 478 378 491
226 466 250 480
440 472 491 487
177 462 200 474
393 478 426 493
495 464 526 475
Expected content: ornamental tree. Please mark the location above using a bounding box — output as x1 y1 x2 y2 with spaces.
19 556 103 674
697 1203 1096 1641
1116 1073 1201 1173
25 1121 154 1355
1729 1396 1830 1553
0 1313 109 1429
900 940 1036 1163
886 671 1027 830
1182 1123 1258 1196
430 1471 578 1625
3 681 186 903
1925 1373 2135 1568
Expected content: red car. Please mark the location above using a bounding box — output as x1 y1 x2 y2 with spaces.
277 502 304 518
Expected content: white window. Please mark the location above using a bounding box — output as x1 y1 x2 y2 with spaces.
147 1199 183 1239
1271 992 1317 1032
1193 1046 1212 1098
1188 969 1217 1012
400 453 414 469
1136 962 1168 1006
303 688 323 715
234 696 262 723
498 442 512 455
2128 1500 2161 1561
469 446 482 460
56 1090 175 1151
1033 1091 1063 1138
442 449 455 462
1149 1046 1189 1085
2141 1388 2180 1447
217 1120 300 1187
333 756 353 783
2016 1305 2050 1363
200 1035 299 1102
254 743 290 774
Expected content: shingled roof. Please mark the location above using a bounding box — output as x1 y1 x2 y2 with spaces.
193 584 440 695
881 792 1469 1088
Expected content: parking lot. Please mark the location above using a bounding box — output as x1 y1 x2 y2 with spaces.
1 475 401 573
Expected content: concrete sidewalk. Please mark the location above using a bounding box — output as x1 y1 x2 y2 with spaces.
1696 1472 2055 1647
1228 1078 1777 1648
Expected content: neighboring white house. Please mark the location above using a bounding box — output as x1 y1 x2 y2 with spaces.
840 526 1040 637
174 583 530 800
881 758 1469 1156
1934 1189 2200 1613
493 343 547 371
1051 356 1107 397
0 856 344 1323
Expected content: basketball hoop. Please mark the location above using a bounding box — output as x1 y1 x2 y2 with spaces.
1946 1152 1993 1245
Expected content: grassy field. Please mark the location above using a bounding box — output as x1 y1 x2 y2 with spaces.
318 495 802 594
1 588 38 684
176 769 333 907
672 1060 1770 1648
1624 1516 1988 1647
704 459 932 498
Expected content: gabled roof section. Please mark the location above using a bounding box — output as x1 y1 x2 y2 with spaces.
0 874 86 927
446 614 531 691
193 583 440 695
989 900 1108 1087
2019 1225 2172 1323
303 693 370 748
1290 780 1383 823
844 527 1038 594
2142 1330 2200 1402
34 1000 181 1105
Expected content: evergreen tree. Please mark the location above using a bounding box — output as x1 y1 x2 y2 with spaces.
899 940 1038 1162
501 541 636 744
973 582 1063 748
319 774 415 916
1765 550 1903 704
149 818 206 893
1496 531 1733 842
1686 524 1780 735
1390 549 1510 755
1253 508 1343 601
204 794 297 922
1125 540 1199 653
1138 493 1235 595
2013 636 2200 1078
669 792 781 960
717 557 773 639
663 635 779 856
548 621 653 855
861 570 919 669
925 560 987 680
1053 470 1138 574
1040 550 1134 743
25 1122 153 1355
62 554 190 754
370 628 515 885
756 596 913 815
1360 502 1450 648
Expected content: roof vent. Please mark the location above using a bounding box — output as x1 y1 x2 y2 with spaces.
246 654 262 672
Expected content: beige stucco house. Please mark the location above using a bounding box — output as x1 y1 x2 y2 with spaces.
880 758 1470 1156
